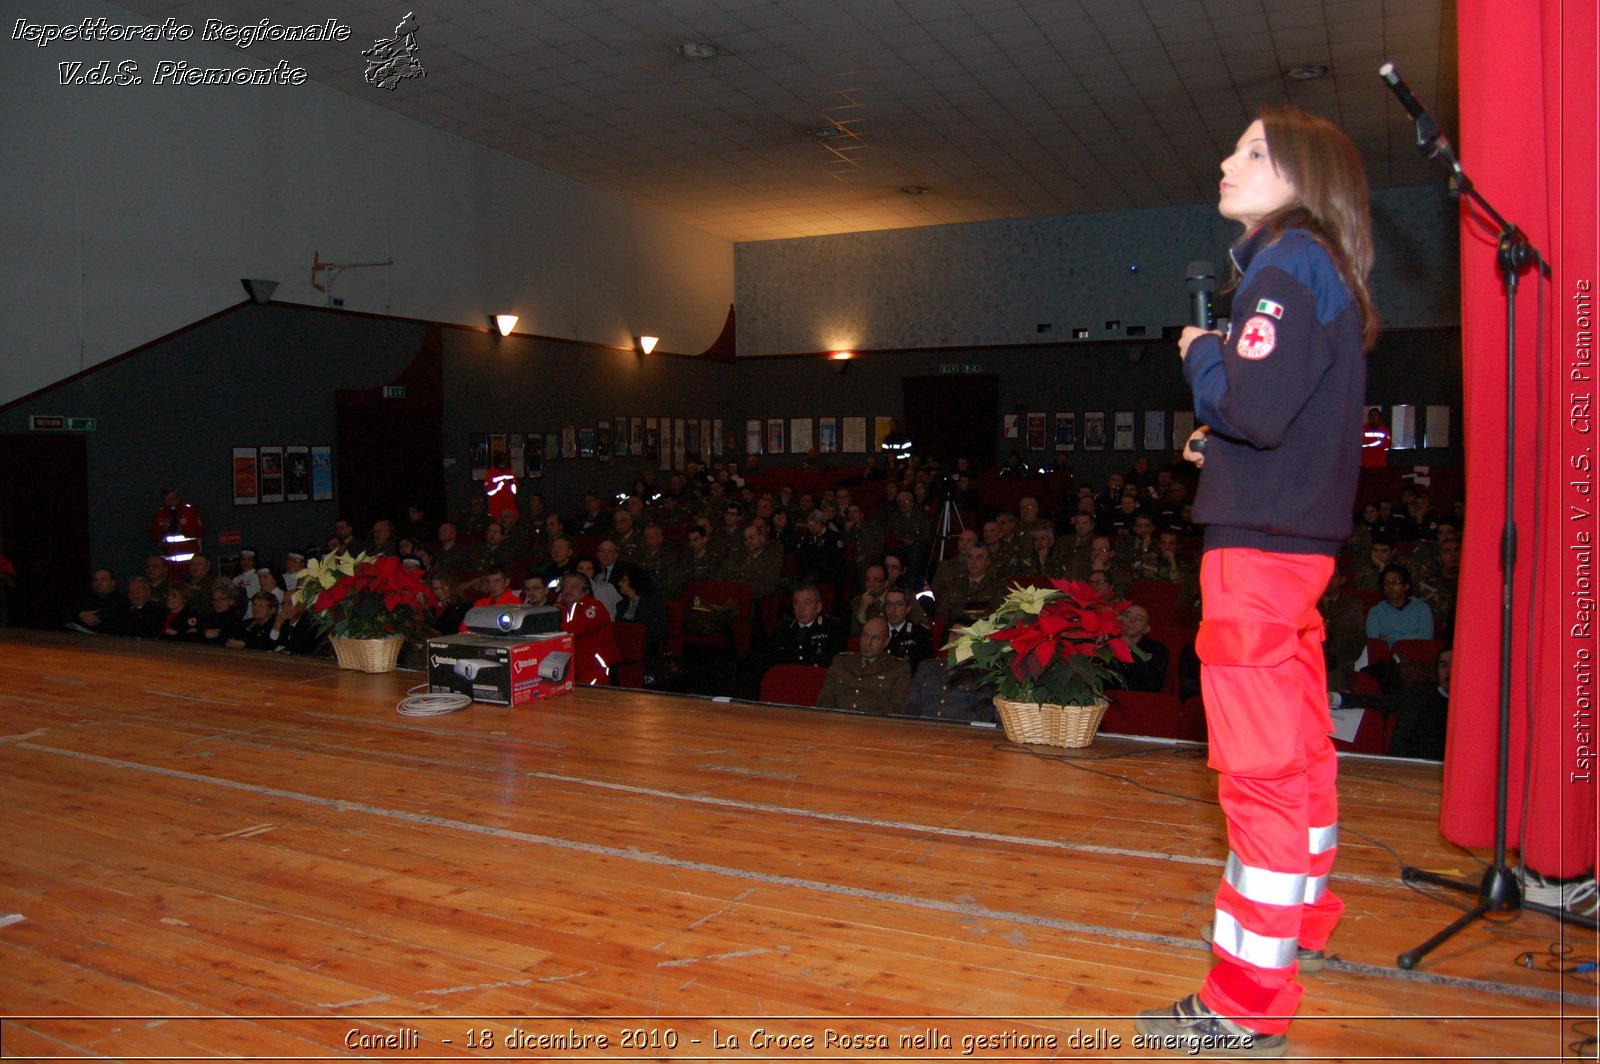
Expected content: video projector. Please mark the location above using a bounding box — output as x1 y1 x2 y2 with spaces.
462 604 561 637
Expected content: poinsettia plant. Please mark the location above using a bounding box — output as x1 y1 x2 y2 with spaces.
293 551 436 639
943 580 1142 705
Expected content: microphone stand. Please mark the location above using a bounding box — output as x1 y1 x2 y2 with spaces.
1382 70 1596 973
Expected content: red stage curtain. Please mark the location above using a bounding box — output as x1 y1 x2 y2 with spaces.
1441 0 1597 877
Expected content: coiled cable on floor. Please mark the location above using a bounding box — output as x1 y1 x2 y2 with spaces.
397 682 472 717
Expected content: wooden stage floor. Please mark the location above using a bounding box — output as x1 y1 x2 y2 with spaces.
0 630 1594 1062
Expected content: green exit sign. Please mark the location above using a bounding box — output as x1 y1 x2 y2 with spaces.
29 415 95 431
381 386 406 399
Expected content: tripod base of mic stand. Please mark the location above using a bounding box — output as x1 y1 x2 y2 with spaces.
1396 863 1599 969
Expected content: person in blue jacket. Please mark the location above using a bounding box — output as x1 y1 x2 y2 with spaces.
1137 105 1380 1058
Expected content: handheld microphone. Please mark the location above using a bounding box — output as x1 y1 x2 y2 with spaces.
1185 261 1216 330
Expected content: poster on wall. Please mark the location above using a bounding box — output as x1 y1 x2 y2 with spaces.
659 417 673 471
561 426 577 459
1026 413 1047 451
818 417 838 454
489 433 510 470
284 445 310 501
508 433 526 477
712 419 724 459
1054 413 1075 452
1003 413 1020 439
673 418 687 469
745 419 763 456
596 420 612 462
1082 412 1105 451
468 434 489 480
1391 404 1417 449
1113 411 1136 451
767 417 785 456
645 418 660 460
1172 411 1196 451
790 417 813 454
630 417 644 457
1142 411 1167 452
685 419 701 462
578 427 597 459
526 434 543 478
232 447 259 506
842 416 867 453
1424 405 1450 449
310 446 333 500
258 445 285 504
544 433 560 461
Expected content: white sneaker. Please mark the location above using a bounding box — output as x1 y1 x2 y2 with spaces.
1518 866 1600 917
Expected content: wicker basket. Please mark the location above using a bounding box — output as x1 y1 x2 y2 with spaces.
993 696 1109 748
329 635 405 673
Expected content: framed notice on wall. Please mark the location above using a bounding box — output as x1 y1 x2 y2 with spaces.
767 418 785 456
284 445 310 501
745 419 763 456
1054 413 1075 452
1082 412 1105 451
258 445 284 504
468 434 489 480
790 417 813 454
818 417 838 453
526 434 543 478
1026 413 1047 451
1143 411 1167 451
842 417 867 453
232 447 259 506
310 446 333 500
1113 411 1136 451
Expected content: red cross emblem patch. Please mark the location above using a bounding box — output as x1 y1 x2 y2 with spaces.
1236 315 1277 360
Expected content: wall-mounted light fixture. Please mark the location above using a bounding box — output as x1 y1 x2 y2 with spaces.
493 314 518 337
634 335 659 355
240 278 278 305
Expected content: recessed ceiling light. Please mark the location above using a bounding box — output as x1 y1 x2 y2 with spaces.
899 185 930 195
1286 63 1331 80
807 124 846 140
676 41 721 60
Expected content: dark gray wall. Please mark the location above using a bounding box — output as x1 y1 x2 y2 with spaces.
734 327 1462 487
0 303 425 582
0 299 1458 603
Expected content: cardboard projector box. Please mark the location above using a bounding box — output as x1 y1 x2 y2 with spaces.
426 631 574 706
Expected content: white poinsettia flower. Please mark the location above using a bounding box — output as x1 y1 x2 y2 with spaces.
1004 584 1058 615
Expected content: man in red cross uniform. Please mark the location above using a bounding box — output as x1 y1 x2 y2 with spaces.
149 485 204 569
558 572 618 686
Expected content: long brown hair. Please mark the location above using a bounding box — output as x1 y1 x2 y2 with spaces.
1251 105 1379 351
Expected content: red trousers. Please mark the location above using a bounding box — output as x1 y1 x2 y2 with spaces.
1195 548 1342 1035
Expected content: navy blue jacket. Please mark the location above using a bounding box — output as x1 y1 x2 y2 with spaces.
1185 226 1366 556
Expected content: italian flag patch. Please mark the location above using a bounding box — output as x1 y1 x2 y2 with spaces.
1255 299 1285 319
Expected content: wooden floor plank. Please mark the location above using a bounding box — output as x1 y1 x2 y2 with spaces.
1 631 1593 1062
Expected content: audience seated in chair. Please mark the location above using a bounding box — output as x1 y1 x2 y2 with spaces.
815 617 911 713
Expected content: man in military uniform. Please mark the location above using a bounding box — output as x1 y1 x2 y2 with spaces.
931 529 979 601
475 522 519 571
1061 511 1099 569
1120 513 1164 579
723 525 783 599
1068 536 1132 597
842 502 884 577
815 617 911 713
794 510 848 591
883 589 935 669
632 524 684 599
1012 523 1070 580
766 585 845 669
711 503 746 557
680 525 724 586
935 542 1007 623
884 491 932 576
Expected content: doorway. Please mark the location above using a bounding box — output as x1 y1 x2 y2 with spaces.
0 434 90 628
902 373 999 469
